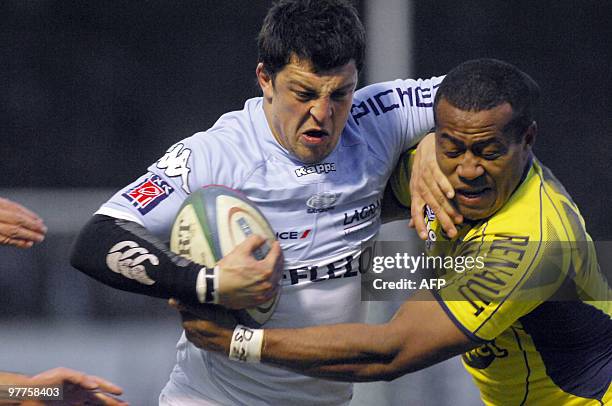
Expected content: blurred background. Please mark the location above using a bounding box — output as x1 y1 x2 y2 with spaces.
1 1 610 404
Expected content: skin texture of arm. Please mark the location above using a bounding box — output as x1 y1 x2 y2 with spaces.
176 290 478 382
260 290 477 381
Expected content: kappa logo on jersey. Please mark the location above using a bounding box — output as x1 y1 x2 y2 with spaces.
156 143 192 193
306 192 340 213
123 174 174 214
343 199 381 234
462 341 509 369
276 229 312 240
106 241 157 285
295 162 336 177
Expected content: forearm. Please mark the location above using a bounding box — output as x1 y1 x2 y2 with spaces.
258 295 475 382
0 372 30 405
0 372 29 386
261 323 407 382
70 214 203 304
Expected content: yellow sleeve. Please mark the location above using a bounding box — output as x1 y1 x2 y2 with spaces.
433 235 571 342
389 148 416 208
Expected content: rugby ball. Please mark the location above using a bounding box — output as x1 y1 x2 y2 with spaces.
169 185 280 327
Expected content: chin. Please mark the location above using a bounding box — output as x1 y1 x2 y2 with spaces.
298 149 332 164
458 206 490 221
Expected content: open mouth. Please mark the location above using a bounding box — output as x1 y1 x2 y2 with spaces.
456 187 491 204
302 129 329 144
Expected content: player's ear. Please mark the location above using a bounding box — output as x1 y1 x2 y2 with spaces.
256 63 274 100
523 121 537 149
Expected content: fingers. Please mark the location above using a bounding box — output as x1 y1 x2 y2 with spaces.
236 234 267 254
409 133 462 240
410 197 429 240
262 241 283 284
0 198 47 248
87 375 124 396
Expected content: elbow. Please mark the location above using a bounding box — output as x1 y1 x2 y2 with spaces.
69 214 109 273
70 222 93 271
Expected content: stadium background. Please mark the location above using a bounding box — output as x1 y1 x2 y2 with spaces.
1 1 610 404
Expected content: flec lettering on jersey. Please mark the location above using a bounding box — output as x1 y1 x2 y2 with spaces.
295 162 336 177
352 85 434 125
343 199 381 233
276 229 312 240
306 192 340 213
156 143 192 193
106 241 157 285
462 340 508 369
282 254 358 286
122 174 174 214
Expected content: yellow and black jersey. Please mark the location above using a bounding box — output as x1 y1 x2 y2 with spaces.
395 157 612 405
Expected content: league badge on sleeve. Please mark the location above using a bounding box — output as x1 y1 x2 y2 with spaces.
122 174 174 214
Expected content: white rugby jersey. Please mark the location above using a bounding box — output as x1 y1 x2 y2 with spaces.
98 76 442 405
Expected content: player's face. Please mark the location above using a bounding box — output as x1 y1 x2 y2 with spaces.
435 98 535 221
257 56 357 163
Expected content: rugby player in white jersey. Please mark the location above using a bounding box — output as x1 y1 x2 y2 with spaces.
70 1 459 404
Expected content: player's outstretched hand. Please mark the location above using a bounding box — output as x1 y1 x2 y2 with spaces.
0 197 47 249
21 367 127 405
169 299 235 355
216 235 283 309
409 133 462 239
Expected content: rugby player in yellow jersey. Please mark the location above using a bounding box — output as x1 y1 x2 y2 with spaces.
170 59 612 405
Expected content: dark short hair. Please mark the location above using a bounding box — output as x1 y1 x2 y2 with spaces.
257 0 365 78
434 58 540 141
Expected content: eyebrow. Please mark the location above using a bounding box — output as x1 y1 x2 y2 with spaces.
288 81 356 93
440 133 502 149
440 133 465 148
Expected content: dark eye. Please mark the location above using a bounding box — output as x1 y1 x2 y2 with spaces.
481 151 502 160
331 91 349 101
295 91 315 101
444 150 463 158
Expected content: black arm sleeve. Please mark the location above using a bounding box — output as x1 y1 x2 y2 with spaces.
70 214 203 304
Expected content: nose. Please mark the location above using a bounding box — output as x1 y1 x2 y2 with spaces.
309 97 332 123
456 150 485 180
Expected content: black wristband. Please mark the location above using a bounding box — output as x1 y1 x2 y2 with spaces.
205 266 216 303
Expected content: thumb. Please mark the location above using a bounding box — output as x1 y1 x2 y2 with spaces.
237 234 267 254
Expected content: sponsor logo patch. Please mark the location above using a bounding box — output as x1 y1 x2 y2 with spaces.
123 174 174 214
156 143 192 193
295 162 336 177
343 199 381 234
106 241 158 285
306 192 340 213
275 229 312 240
462 341 509 369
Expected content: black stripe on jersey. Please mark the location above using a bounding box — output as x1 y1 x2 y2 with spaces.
510 326 531 406
431 289 487 344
